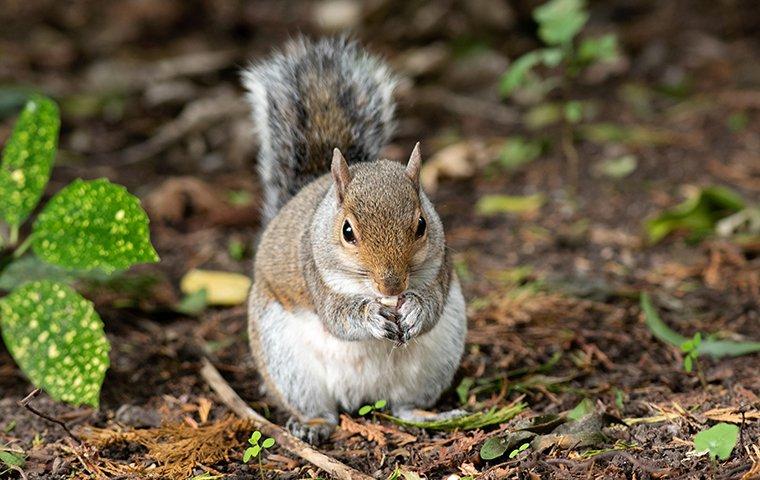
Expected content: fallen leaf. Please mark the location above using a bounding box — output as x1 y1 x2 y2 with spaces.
476 194 545 216
531 413 611 451
338 415 416 447
420 142 477 193
180 269 251 306
693 423 739 461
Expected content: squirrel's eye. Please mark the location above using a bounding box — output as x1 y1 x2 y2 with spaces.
342 219 356 244
415 216 426 238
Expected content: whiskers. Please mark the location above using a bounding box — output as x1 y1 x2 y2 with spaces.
341 267 370 279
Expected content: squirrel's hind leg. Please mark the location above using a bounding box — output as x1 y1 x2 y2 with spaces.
248 287 339 443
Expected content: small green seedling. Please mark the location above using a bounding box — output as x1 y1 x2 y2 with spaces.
243 431 275 463
680 332 702 373
693 423 739 461
243 430 275 478
509 442 530 458
358 399 387 416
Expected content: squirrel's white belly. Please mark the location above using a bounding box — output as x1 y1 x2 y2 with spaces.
259 278 466 413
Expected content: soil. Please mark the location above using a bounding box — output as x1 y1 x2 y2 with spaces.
0 1 758 479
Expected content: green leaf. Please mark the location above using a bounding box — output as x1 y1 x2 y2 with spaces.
175 289 208 316
640 293 760 358
578 34 620 64
567 398 595 421
533 0 589 46
476 194 545 216
480 430 536 460
509 442 530 458
645 186 745 244
595 155 637 179
32 178 159 273
242 447 255 463
0 95 59 226
0 449 25 469
249 430 261 445
525 103 563 129
0 255 74 291
683 355 693 373
358 405 373 416
578 123 673 147
693 423 739 461
563 101 584 123
0 255 114 292
261 437 275 449
374 399 387 410
456 377 475 405
500 49 564 97
385 403 526 431
480 437 510 460
498 137 542 170
0 281 109 407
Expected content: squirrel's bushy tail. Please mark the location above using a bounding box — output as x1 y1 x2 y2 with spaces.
243 37 397 221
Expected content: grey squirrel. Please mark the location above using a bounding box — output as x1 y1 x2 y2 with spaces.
243 37 466 443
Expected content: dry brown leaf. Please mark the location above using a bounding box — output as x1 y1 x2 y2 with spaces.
338 414 417 447
703 407 760 424
339 414 387 446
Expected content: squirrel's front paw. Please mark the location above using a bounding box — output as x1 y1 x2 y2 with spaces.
286 416 335 445
399 292 425 343
365 302 401 342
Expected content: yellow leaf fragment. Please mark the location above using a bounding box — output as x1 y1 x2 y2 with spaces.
180 269 251 306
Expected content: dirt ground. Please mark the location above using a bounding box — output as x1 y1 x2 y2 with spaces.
0 1 758 479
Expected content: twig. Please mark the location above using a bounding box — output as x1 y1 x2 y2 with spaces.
18 389 83 445
561 123 579 193
200 358 373 480
109 94 250 166
414 86 519 126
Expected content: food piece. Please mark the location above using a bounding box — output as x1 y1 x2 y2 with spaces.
379 296 398 308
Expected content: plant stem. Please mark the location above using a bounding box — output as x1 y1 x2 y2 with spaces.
9 224 19 246
561 123 579 195
12 234 33 259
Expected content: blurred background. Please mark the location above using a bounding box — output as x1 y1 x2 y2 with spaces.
0 1 758 478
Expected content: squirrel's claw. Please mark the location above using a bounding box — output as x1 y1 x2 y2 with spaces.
365 302 402 342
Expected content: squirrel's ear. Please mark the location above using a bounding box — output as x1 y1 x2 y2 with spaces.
331 148 351 203
405 142 422 189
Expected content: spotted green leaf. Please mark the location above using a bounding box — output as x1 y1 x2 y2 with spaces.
0 281 110 407
0 95 59 226
32 178 159 273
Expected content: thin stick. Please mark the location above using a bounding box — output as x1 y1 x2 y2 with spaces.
18 389 83 445
200 358 372 480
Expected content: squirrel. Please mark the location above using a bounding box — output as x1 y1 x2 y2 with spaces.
243 37 467 443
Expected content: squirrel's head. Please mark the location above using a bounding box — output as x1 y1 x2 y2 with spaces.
321 144 443 297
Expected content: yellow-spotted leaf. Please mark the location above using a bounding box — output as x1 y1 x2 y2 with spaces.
32 178 159 273
0 95 59 226
0 281 109 407
180 269 251 306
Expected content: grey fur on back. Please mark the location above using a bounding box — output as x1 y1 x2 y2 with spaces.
242 37 397 221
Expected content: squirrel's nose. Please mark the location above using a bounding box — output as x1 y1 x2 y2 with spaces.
374 273 407 297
